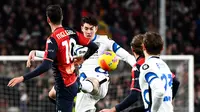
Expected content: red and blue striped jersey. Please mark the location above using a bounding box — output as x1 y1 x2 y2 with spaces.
44 27 90 86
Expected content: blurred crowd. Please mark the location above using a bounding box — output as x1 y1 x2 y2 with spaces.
1 0 200 111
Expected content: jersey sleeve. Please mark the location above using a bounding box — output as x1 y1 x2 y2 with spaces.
101 36 136 67
35 50 45 58
43 37 58 61
76 31 90 46
140 63 165 112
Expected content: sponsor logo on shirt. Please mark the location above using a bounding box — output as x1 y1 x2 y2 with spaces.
56 30 76 39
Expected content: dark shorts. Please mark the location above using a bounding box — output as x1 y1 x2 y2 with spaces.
55 81 78 112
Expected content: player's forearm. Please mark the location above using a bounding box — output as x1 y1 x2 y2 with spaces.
115 48 136 67
23 60 52 81
151 94 164 112
172 77 180 99
115 90 140 112
106 40 136 67
83 42 98 60
150 79 165 112
35 50 45 58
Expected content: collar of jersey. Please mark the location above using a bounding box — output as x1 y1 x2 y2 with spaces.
54 27 63 32
136 56 144 61
91 35 97 42
146 55 160 61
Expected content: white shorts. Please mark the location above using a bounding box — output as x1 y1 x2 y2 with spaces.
75 80 109 112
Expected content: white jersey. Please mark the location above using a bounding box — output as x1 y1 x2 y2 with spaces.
75 35 136 112
74 35 135 79
139 56 173 112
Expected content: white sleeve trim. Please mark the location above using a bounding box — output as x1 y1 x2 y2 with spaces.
35 50 45 58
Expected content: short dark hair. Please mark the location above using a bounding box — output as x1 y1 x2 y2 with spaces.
81 16 98 26
46 5 63 25
130 34 144 56
143 32 163 55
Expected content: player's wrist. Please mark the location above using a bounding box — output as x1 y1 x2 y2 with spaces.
21 76 25 82
111 107 117 112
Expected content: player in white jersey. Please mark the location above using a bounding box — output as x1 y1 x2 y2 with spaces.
27 16 136 112
139 32 173 112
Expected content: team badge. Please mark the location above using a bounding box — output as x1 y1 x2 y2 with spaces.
142 64 149 70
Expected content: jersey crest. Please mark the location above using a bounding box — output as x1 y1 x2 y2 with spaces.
142 64 149 70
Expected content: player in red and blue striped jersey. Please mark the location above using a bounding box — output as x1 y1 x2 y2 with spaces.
7 5 98 112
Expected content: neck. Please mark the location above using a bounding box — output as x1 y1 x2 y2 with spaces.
90 35 96 41
144 51 150 60
134 53 140 59
50 24 62 32
144 51 159 60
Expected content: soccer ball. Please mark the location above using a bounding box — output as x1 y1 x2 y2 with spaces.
98 51 119 71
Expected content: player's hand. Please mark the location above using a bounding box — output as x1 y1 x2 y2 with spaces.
73 56 84 66
26 50 36 67
7 76 24 87
99 108 116 112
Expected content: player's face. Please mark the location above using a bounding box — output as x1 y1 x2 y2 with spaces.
81 23 98 39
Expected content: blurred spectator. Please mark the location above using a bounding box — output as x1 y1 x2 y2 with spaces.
19 83 28 112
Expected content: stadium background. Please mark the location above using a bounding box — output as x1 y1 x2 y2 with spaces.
0 0 200 112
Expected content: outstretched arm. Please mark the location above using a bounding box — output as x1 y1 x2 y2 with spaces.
8 37 57 87
101 37 136 67
99 90 141 112
82 41 98 60
26 50 45 67
115 90 141 112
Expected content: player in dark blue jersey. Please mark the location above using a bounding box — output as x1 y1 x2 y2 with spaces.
100 34 180 112
7 5 98 112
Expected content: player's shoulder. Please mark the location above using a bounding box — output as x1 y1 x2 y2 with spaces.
63 27 76 32
47 36 57 44
97 35 109 38
96 35 109 41
140 60 154 74
141 63 150 71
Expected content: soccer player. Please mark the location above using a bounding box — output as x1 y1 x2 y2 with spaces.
100 34 180 112
75 17 135 112
100 34 145 112
7 5 99 112
139 32 174 112
27 16 136 112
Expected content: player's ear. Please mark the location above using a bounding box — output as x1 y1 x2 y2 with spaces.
47 17 51 24
81 26 84 32
95 26 98 32
142 43 146 51
160 46 164 54
61 15 63 21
